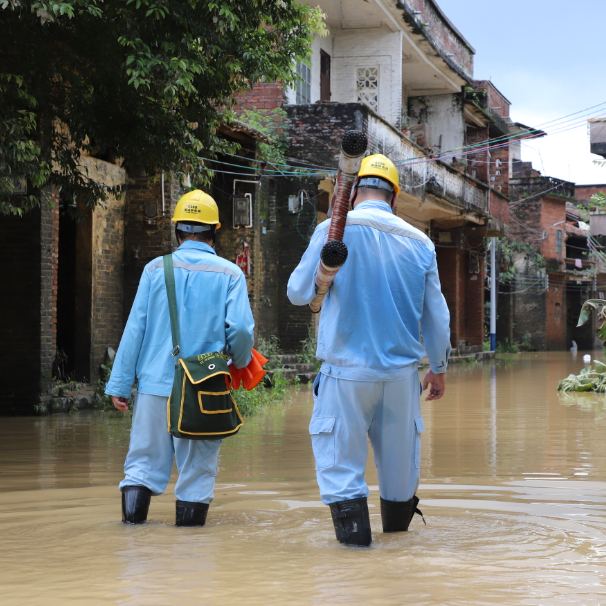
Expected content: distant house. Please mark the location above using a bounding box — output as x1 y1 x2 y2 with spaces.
500 161 601 350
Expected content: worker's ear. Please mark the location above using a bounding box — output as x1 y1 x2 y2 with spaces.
390 191 397 210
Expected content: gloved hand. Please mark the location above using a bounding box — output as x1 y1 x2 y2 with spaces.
229 349 269 391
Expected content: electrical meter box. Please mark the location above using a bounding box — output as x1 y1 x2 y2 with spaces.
233 193 253 228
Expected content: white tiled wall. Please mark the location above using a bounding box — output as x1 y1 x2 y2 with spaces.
286 26 403 129
332 27 402 128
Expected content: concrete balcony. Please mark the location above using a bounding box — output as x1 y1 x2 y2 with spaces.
396 0 474 82
287 102 500 230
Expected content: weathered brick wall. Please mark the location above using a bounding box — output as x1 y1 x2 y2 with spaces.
496 282 513 344
512 289 546 350
464 236 485 347
399 0 474 80
253 179 282 343
474 80 510 118
539 197 566 261
435 234 484 350
512 160 541 178
234 82 285 111
89 159 127 380
286 103 365 168
466 126 490 182
40 195 59 393
489 190 509 225
122 174 177 324
275 177 320 351
509 200 541 248
491 145 509 197
211 163 258 317
576 184 606 205
436 237 462 348
546 273 566 350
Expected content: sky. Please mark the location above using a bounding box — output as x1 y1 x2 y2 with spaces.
436 0 606 185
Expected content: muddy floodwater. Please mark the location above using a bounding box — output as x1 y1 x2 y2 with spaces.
1 352 606 605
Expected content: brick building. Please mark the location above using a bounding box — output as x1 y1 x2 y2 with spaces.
576 184 606 206
498 161 599 350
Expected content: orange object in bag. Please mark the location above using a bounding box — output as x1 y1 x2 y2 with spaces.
229 349 269 391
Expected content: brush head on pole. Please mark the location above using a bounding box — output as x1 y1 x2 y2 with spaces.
341 130 368 157
321 240 348 268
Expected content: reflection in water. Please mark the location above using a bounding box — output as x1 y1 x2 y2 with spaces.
0 352 605 605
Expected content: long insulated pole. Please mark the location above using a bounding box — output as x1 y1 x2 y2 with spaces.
309 130 368 313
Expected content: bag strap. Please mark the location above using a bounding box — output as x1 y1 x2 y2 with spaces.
163 254 180 357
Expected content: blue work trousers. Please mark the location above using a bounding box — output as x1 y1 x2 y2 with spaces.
119 392 221 503
310 369 424 504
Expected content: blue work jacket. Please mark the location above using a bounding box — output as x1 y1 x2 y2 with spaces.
287 200 451 380
106 241 254 399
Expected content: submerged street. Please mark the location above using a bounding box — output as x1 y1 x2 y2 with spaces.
1 352 605 605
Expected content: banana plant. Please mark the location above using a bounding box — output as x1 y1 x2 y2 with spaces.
577 299 606 342
558 360 606 392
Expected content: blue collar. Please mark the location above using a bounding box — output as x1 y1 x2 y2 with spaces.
178 240 217 255
354 200 394 214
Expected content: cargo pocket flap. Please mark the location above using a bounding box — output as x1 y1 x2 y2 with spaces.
309 417 336 435
414 416 425 433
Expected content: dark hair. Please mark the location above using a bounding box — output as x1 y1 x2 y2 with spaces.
175 221 216 244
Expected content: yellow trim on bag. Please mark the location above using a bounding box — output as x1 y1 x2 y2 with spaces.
175 374 244 436
197 390 232 414
180 359 230 385
167 394 171 433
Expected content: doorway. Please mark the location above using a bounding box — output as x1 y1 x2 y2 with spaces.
55 198 92 382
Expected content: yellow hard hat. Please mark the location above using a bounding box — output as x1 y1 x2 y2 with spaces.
358 154 400 195
172 189 221 229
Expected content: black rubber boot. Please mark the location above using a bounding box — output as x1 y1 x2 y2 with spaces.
380 495 426 532
328 497 372 546
175 500 209 527
121 485 152 524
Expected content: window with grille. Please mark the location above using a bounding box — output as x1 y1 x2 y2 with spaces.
356 67 379 112
556 229 562 255
296 62 311 104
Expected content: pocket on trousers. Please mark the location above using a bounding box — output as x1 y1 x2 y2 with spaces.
414 416 424 469
309 416 336 470
191 440 221 475
312 372 323 398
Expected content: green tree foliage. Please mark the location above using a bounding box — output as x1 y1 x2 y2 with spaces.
0 0 325 215
239 107 290 167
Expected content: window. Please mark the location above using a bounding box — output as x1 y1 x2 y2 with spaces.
356 67 379 112
296 62 311 104
320 50 331 102
556 229 562 255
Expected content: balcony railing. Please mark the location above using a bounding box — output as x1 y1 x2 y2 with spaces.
365 111 489 215
564 258 595 274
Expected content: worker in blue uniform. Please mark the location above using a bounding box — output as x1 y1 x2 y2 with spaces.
106 189 254 527
288 154 451 546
